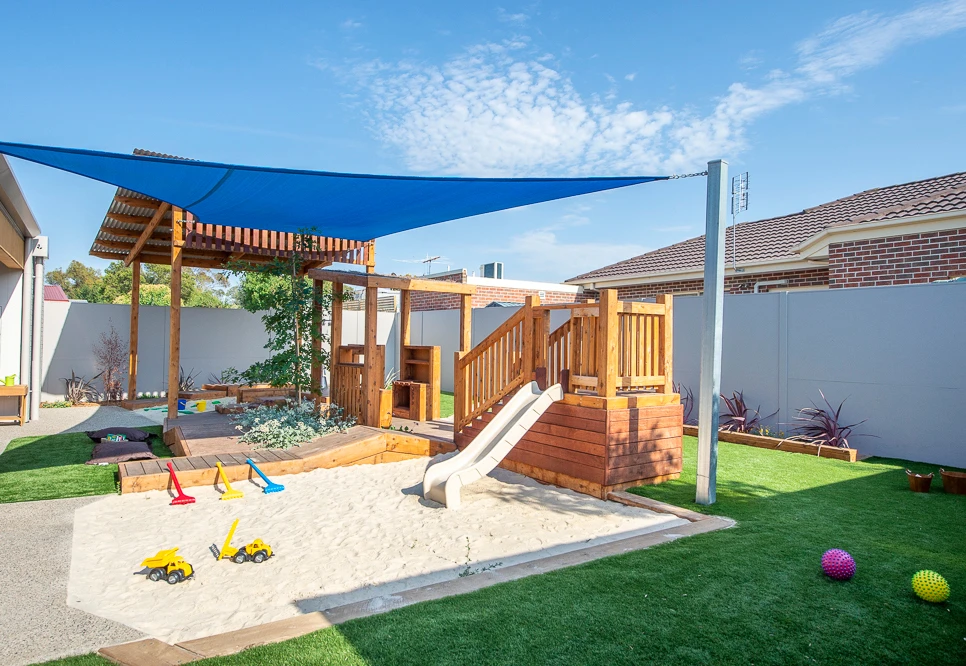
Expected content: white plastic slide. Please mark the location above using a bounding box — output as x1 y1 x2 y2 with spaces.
422 381 564 509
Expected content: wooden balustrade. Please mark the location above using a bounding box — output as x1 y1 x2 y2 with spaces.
454 298 534 432
453 290 674 432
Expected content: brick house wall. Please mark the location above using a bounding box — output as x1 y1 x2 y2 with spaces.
410 270 583 311
828 227 966 288
584 267 830 300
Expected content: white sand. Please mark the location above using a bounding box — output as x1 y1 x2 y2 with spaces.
69 456 686 643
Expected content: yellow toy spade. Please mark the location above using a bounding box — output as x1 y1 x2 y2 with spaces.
215 462 244 500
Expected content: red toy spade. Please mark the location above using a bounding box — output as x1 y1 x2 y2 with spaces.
167 461 196 505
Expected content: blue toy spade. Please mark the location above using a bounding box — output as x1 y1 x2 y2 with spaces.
246 458 285 494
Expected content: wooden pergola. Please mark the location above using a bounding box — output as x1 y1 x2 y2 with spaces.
90 172 375 419
307 268 477 426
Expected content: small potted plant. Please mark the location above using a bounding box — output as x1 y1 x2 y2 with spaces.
906 469 934 493
940 469 966 495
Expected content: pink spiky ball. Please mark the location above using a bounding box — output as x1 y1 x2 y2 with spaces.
821 549 856 580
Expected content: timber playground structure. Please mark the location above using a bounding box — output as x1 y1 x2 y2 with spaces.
134 285 680 501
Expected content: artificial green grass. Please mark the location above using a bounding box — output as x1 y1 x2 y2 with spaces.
31 437 966 666
0 426 169 503
439 390 454 419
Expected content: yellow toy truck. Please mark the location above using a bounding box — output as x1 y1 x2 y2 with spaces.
217 519 273 564
141 548 194 585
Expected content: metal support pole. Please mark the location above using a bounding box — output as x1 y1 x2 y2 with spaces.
696 159 728 505
30 255 45 421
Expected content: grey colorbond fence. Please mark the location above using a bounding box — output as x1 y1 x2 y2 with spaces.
41 282 964 466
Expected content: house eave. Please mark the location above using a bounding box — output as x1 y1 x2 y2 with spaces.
796 210 966 259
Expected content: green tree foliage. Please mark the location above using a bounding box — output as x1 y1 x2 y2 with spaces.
46 261 105 302
228 234 339 401
47 260 234 307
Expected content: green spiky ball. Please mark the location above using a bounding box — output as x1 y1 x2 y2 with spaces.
911 570 949 603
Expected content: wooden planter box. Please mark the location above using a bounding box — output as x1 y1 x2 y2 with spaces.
119 397 167 410
178 389 228 400
682 425 857 462
379 389 393 428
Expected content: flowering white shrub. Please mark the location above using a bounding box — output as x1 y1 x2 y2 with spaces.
231 402 354 449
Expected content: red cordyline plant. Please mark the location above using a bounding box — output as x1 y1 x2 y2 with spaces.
786 390 867 450
718 390 776 433
672 382 696 425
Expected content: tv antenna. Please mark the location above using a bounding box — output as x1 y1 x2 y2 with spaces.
730 172 749 273
422 255 441 275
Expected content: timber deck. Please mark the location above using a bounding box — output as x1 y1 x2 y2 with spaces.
119 420 455 494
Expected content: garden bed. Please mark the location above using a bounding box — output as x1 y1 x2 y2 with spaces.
682 425 857 462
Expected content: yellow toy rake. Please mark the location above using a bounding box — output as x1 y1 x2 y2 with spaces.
215 462 244 500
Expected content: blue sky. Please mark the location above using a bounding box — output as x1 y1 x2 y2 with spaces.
3 0 965 282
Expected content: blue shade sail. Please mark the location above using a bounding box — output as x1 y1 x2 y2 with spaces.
0 142 667 241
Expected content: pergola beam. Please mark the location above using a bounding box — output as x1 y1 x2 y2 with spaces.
106 212 171 226
115 195 163 209
98 226 171 241
125 202 171 266
308 268 477 295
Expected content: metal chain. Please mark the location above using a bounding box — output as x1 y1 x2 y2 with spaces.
668 171 709 179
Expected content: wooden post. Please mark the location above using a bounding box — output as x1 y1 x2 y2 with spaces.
400 290 412 346
533 306 550 387
596 289 618 398
167 207 184 419
329 282 343 402
458 293 472 353
521 294 539 381
127 260 140 402
363 285 380 425
454 351 465 431
310 279 323 398
365 239 376 274
656 294 674 395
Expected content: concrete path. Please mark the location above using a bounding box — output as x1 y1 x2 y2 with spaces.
0 496 145 666
0 405 157 455
0 406 156 665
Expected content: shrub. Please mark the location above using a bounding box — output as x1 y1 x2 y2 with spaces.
179 366 200 392
231 402 354 449
92 324 126 401
719 390 777 433
788 390 867 450
62 370 101 403
41 400 72 408
672 382 695 425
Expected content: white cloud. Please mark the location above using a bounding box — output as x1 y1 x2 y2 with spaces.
499 228 649 280
497 8 529 25
341 19 363 30
331 0 966 176
624 72 636 81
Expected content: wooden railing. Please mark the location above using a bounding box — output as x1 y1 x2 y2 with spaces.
453 290 673 432
330 344 384 423
546 319 571 391
454 302 531 432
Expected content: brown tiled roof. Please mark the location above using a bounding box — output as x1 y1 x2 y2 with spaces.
568 170 966 283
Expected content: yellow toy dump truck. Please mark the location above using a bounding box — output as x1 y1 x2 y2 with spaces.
142 548 194 585
218 519 273 564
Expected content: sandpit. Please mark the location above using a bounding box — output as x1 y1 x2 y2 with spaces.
69 455 686 643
